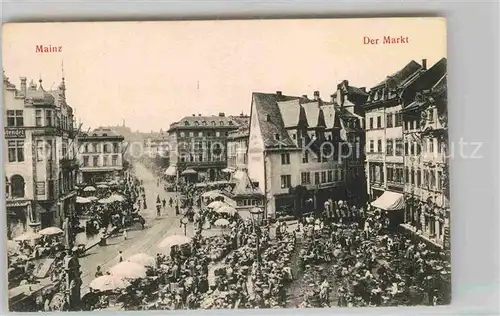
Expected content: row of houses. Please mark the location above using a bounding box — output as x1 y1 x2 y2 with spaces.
152 58 449 248
3 73 125 239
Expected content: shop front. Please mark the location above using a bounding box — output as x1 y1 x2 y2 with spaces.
6 201 32 240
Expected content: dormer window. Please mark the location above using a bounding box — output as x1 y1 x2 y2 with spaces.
220 121 224 126
184 121 190 126
228 121 233 125
194 121 199 126
275 133 280 140
102 133 108 136
202 121 207 126
211 121 216 126
266 114 271 122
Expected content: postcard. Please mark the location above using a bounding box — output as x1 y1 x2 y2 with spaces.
2 18 449 311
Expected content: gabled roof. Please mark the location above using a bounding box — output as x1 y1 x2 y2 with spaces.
372 60 423 88
432 73 447 96
252 92 300 149
301 101 321 128
228 170 263 197
321 105 337 129
277 99 302 128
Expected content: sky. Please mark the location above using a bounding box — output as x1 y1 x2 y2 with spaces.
2 18 446 132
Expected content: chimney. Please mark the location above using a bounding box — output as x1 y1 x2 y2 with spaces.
343 80 349 87
276 91 282 97
20 77 27 96
302 94 308 100
219 112 225 117
422 59 427 70
313 91 320 101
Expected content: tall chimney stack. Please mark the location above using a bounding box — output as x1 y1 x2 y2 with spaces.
19 77 27 96
313 91 320 101
276 91 282 97
422 59 427 70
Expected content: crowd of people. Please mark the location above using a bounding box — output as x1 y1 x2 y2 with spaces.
296 202 451 308
82 174 146 241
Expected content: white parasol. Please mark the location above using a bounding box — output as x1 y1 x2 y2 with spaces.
202 190 220 199
89 275 131 291
109 261 147 279
215 206 237 216
76 196 91 204
7 240 20 253
83 186 96 192
13 231 41 241
39 227 64 236
87 196 99 201
214 218 230 227
127 253 155 267
207 201 226 210
158 234 191 249
109 193 125 202
97 184 109 189
98 198 112 204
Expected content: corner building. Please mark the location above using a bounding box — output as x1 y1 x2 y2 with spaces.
3 74 78 238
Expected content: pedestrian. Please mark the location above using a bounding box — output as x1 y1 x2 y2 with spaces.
119 251 123 262
123 228 128 240
157 204 161 217
169 198 173 208
162 198 167 210
95 266 103 278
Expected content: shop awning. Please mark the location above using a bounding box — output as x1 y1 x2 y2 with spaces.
181 168 197 175
164 166 176 176
222 167 235 173
371 191 404 211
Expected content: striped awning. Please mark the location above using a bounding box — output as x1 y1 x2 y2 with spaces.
371 191 404 211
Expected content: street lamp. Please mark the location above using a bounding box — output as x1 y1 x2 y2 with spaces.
250 207 263 265
180 217 189 236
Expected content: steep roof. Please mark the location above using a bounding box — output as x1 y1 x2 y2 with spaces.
432 73 447 96
277 99 302 128
372 60 423 88
253 92 301 149
228 170 263 197
228 116 250 140
301 101 322 128
321 104 337 129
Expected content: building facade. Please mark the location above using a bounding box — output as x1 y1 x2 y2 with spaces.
332 80 369 204
364 58 448 232
401 59 449 248
77 127 125 184
4 74 78 238
364 60 428 227
166 113 239 182
247 90 363 220
226 114 250 172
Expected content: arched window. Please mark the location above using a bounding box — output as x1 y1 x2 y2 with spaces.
184 121 190 126
11 175 25 198
202 121 207 126
220 121 224 126
211 121 216 126
194 121 199 126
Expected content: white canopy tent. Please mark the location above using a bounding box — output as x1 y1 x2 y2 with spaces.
371 191 404 211
164 166 176 176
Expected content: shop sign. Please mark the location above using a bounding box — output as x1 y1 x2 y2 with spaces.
36 181 46 195
4 128 26 139
443 226 450 250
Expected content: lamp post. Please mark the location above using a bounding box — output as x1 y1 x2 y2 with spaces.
180 217 189 236
250 207 263 265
